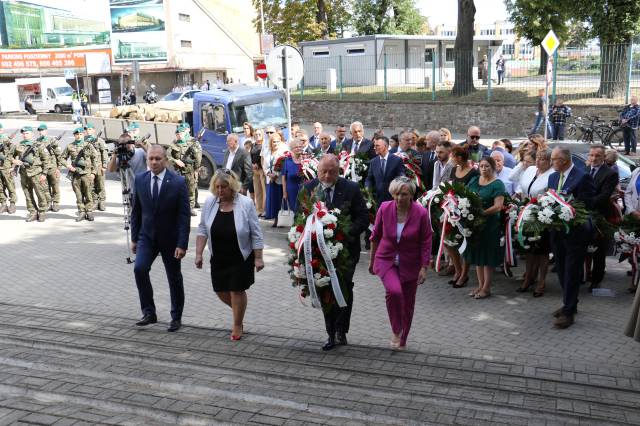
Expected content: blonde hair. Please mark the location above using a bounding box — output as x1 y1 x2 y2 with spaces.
439 128 452 142
389 176 416 197
209 169 241 194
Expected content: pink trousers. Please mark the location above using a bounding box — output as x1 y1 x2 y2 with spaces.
380 266 418 346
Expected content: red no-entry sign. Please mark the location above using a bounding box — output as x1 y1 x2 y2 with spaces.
256 63 267 80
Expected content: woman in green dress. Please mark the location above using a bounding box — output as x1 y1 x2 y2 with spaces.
464 157 505 299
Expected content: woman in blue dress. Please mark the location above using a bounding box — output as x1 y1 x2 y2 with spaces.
262 130 287 225
282 139 303 211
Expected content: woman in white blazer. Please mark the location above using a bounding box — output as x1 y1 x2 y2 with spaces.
624 167 640 217
195 169 265 341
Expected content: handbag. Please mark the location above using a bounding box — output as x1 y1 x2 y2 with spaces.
277 199 294 228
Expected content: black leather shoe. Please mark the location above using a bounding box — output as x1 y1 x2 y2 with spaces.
322 335 336 351
135 314 157 326
167 320 181 332
336 332 348 346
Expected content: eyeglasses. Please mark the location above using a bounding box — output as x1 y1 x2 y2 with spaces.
215 168 232 175
469 135 480 140
266 131 275 134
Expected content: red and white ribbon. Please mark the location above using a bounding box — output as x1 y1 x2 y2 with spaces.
504 213 515 266
547 189 575 217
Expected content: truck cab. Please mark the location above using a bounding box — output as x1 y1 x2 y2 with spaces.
192 85 289 186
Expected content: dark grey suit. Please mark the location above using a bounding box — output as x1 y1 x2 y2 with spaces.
223 147 252 191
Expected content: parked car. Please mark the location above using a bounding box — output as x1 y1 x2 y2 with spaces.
160 90 200 103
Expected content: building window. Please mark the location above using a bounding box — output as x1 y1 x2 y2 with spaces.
443 30 456 36
312 50 329 57
424 48 434 63
502 43 515 55
346 48 365 55
501 28 514 35
480 29 495 36
181 40 192 48
179 13 190 22
520 43 533 55
445 48 455 62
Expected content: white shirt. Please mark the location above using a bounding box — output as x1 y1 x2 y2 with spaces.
351 139 363 154
225 148 238 170
496 166 514 195
394 222 406 265
150 168 166 195
517 166 554 198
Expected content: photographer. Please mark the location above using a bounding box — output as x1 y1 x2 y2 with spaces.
107 133 147 183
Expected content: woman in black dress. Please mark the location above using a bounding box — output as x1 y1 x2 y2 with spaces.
195 169 265 340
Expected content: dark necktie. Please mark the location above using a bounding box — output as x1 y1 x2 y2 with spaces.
381 157 386 175
590 168 597 178
152 175 159 203
324 187 333 209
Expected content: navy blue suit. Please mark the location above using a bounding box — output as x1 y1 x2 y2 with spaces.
366 154 405 205
548 166 595 317
342 138 375 159
131 169 191 321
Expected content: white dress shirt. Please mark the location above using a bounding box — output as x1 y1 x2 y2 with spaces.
225 148 238 170
516 166 554 198
150 168 166 195
496 166 514 195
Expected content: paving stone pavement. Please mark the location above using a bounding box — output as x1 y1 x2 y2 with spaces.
2 177 638 370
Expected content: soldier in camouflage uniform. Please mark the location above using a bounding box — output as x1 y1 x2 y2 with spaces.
62 128 99 222
11 126 49 222
167 126 198 216
36 123 63 212
0 128 17 214
179 122 203 208
84 124 108 211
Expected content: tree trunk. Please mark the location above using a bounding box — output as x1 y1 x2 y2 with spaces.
538 48 548 75
376 0 390 33
451 0 476 96
316 0 328 38
598 43 629 98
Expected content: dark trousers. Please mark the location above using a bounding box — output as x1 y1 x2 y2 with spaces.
552 233 586 316
624 127 637 153
552 123 565 140
133 239 185 321
590 235 610 285
497 70 504 84
323 280 354 336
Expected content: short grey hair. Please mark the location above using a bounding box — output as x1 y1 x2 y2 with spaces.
490 150 504 160
350 121 364 132
389 176 416 197
226 133 239 143
425 130 440 143
538 148 552 161
554 147 572 162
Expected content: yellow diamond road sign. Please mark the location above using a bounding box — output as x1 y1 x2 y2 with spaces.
542 30 560 56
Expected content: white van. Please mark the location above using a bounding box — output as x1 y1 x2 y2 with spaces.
15 77 74 113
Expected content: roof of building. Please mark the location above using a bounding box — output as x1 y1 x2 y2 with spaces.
299 34 507 47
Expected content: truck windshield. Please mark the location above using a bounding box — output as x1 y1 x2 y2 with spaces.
54 86 73 96
230 97 287 132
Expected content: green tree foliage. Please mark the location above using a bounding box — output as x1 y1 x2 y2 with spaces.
251 0 353 46
352 0 425 35
504 0 572 74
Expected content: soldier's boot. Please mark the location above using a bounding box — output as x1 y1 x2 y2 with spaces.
190 209 197 216
37 212 45 222
8 203 16 214
0 204 7 214
25 212 38 222
75 211 85 222
98 201 106 211
51 203 60 212
85 211 95 221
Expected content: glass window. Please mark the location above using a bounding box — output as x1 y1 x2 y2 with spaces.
47 88 55 99
229 97 287 133
445 48 455 62
502 44 515 55
201 102 227 134
312 50 329 56
424 48 434 62
347 48 365 55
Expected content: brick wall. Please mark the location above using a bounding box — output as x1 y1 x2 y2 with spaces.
291 100 621 137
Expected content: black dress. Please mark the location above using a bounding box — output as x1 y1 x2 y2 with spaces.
450 168 479 186
210 210 255 292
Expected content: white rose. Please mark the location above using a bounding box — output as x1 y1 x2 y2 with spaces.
316 276 331 287
334 242 344 251
467 214 474 221
324 229 334 239
366 202 372 209
434 197 440 203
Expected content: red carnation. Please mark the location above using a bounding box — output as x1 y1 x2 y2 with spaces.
296 224 304 233
530 197 538 204
336 232 346 241
311 259 320 269
327 223 336 230
317 211 326 218
289 242 296 249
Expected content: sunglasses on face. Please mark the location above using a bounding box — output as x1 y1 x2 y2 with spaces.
215 168 232 175
469 135 480 140
266 131 275 134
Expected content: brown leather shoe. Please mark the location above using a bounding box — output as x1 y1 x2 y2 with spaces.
553 307 577 318
554 314 574 329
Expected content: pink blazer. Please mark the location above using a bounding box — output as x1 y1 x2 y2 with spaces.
370 200 432 283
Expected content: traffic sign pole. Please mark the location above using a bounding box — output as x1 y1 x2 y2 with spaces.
541 30 560 141
280 50 292 142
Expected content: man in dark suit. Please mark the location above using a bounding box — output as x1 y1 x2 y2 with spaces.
314 132 335 156
342 121 375 159
548 147 595 329
131 144 191 332
366 136 405 205
308 122 323 150
458 126 489 162
585 145 619 290
303 154 369 351
424 140 453 191
390 130 419 157
222 133 252 194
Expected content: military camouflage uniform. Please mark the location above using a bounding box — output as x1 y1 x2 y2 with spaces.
62 137 99 219
38 134 63 210
191 136 203 208
86 135 108 210
13 138 49 220
167 135 198 212
0 135 17 212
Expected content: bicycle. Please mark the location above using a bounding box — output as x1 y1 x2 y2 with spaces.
567 115 608 143
595 118 626 148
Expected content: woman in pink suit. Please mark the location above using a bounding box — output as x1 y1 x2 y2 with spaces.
369 176 433 350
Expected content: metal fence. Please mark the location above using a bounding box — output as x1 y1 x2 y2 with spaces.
292 43 640 105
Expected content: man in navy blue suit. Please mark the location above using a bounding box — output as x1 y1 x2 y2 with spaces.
366 136 405 205
342 121 375 159
131 144 191 332
548 147 595 329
